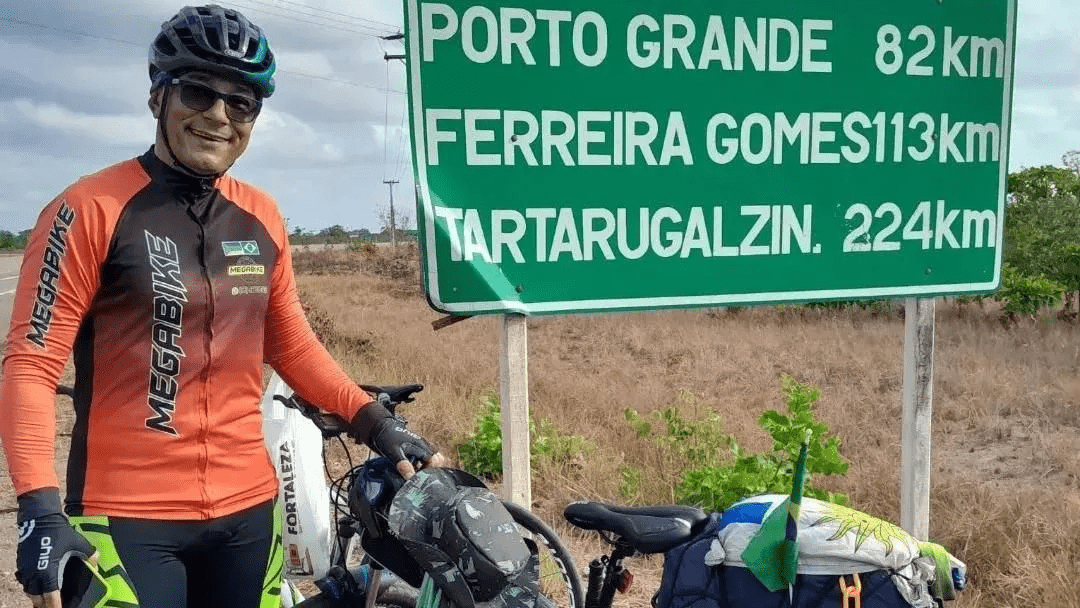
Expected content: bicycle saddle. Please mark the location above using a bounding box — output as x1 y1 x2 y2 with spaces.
563 502 709 554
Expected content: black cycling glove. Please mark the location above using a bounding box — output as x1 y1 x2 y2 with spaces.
16 488 95 595
349 400 437 465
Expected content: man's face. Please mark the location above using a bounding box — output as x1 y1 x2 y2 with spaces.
151 71 258 175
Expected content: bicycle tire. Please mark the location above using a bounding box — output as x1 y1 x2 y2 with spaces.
502 500 585 608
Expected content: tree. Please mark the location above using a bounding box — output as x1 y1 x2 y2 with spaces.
318 225 348 242
0 230 29 251
1007 165 1080 204
1004 164 1080 315
1063 150 1080 177
376 203 414 240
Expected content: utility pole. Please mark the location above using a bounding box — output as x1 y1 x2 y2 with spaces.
382 32 405 62
382 33 404 250
383 179 399 248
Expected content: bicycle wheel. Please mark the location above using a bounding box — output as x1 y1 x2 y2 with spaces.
502 501 584 608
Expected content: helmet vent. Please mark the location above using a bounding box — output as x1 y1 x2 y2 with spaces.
176 28 197 49
204 26 221 51
155 36 177 56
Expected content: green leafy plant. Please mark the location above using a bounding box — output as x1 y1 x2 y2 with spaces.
618 464 643 501
625 391 733 469
458 395 505 478
627 376 849 513
458 393 591 478
992 264 1067 319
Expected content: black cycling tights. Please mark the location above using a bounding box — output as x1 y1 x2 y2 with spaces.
62 500 280 608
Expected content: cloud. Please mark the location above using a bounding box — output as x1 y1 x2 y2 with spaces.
246 107 345 163
276 50 337 79
3 99 152 146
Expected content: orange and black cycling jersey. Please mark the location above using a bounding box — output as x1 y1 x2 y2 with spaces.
0 149 372 520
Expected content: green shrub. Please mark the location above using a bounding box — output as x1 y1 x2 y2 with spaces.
619 464 643 501
457 393 591 478
457 395 504 478
626 376 849 513
992 264 1067 318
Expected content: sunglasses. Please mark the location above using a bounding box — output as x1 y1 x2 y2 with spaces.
170 78 262 123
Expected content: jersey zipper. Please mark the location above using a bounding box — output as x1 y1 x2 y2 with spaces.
196 212 215 518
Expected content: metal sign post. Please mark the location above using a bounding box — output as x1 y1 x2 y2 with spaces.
901 298 935 540
499 313 532 507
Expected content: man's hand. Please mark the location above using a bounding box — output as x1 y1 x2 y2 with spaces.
16 489 97 608
349 401 446 479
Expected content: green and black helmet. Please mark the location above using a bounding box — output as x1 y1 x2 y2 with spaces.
149 4 276 98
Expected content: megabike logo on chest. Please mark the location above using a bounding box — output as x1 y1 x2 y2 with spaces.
143 230 188 436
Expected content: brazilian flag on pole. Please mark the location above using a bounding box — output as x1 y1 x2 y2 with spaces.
740 429 812 592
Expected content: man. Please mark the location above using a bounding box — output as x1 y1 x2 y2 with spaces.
0 5 444 607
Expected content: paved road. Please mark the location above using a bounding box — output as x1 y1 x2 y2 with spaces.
0 254 20 341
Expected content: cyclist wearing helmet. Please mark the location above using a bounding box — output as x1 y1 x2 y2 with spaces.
0 5 444 608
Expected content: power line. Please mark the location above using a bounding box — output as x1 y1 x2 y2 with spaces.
239 0 400 32
218 0 392 38
0 16 404 94
0 16 141 48
279 68 404 94
392 110 412 182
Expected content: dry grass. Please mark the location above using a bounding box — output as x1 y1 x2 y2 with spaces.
294 247 1080 608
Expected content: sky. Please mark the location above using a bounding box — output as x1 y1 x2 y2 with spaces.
0 1 1078 233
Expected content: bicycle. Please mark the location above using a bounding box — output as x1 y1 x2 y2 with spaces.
273 382 585 608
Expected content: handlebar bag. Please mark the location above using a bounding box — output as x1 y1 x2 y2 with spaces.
387 468 537 608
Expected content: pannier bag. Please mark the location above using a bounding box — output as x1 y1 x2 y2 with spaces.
653 512 725 608
655 494 965 608
261 373 333 579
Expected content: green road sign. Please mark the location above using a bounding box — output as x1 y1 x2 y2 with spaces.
403 0 1017 315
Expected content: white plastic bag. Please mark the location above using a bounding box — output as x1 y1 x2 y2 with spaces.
261 372 333 579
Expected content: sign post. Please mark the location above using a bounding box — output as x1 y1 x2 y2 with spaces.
403 0 1016 513
499 313 532 508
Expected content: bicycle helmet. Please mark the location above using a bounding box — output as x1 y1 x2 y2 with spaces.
149 4 276 98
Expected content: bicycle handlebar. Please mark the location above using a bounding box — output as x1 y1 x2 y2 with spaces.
278 383 424 440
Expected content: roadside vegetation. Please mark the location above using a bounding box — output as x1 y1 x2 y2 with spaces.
296 234 1080 608
0 230 29 251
